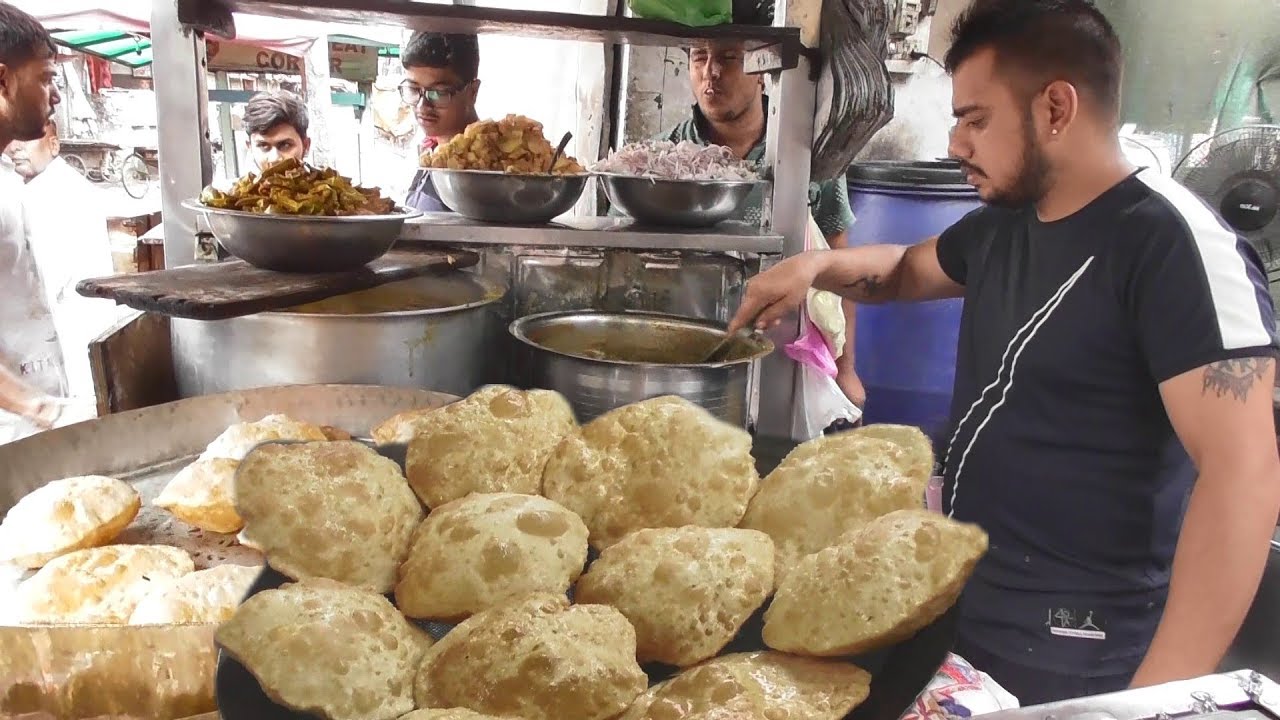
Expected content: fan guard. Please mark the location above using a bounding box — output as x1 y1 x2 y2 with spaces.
1174 125 1280 272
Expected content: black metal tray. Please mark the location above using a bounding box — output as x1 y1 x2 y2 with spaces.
216 442 957 720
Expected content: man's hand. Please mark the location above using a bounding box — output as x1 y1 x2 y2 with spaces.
836 366 866 408
17 395 94 430
54 396 97 427
727 251 827 334
21 395 63 430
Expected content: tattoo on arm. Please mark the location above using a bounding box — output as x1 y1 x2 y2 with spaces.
1202 358 1272 402
844 275 883 300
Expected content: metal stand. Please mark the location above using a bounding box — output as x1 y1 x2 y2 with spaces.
156 0 821 439
151 0 214 268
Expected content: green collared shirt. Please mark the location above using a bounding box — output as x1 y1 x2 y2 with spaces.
659 101 855 239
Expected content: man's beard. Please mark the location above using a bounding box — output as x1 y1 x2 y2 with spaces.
958 113 1052 209
986 115 1052 208
15 110 47 142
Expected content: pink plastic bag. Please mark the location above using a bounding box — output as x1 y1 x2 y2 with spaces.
784 319 839 378
784 215 841 377
785 213 861 440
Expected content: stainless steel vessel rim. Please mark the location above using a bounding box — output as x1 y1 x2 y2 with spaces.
181 198 424 222
509 309 774 368
243 276 507 319
427 168 590 179
595 172 765 188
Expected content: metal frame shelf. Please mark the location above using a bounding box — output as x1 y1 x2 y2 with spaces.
400 215 784 253
178 0 801 73
157 0 819 440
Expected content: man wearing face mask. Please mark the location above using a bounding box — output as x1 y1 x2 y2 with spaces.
399 32 480 213
727 0 1279 705
0 1 81 441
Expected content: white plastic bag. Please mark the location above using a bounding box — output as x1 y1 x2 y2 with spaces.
787 214 861 441
792 361 863 439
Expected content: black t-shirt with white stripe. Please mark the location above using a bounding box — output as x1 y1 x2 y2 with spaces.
935 168 1277 676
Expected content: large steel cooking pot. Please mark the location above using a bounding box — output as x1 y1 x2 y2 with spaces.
509 310 773 426
172 274 505 398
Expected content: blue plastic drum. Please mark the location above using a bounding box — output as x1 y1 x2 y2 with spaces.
846 161 982 453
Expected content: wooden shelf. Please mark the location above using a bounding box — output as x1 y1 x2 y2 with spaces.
77 248 478 320
179 0 800 72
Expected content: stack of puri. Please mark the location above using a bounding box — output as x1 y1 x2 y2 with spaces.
0 413 336 626
0 413 358 718
212 385 989 720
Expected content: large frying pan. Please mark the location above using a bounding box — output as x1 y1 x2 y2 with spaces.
216 441 957 720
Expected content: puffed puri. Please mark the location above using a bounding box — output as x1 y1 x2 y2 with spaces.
395 492 589 622
738 429 931 587
574 525 775 667
542 395 760 550
614 651 872 720
403 385 578 508
234 441 424 594
762 508 989 657
215 578 432 720
413 592 648 720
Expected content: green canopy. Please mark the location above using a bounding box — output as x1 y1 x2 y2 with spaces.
328 33 399 57
51 30 152 68
52 31 397 69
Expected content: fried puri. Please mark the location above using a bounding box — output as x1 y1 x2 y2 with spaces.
414 593 646 720
575 526 774 666
739 433 929 584
0 475 140 568
542 396 758 549
405 386 576 508
217 578 431 720
619 652 871 720
15 544 194 624
396 492 589 621
129 563 260 624
235 441 423 593
763 509 988 656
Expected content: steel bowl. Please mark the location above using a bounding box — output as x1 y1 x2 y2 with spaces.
509 310 774 426
599 174 761 227
429 168 588 224
182 199 423 273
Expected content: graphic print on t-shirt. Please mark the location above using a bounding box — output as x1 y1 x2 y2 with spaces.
944 256 1095 518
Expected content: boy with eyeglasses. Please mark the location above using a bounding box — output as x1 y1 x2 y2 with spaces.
399 32 480 213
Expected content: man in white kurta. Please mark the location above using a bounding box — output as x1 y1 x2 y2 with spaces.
5 120 117 413
0 154 66 442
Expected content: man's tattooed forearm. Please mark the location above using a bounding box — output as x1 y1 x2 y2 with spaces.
1202 357 1272 402
844 275 883 300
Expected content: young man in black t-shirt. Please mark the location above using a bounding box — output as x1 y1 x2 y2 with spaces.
729 0 1279 706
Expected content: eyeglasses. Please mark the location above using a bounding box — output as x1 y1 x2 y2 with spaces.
398 81 468 108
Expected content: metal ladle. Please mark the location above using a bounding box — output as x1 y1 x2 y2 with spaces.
701 327 759 363
548 131 573 173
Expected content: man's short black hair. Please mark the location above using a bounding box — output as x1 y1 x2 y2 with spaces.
242 90 309 139
401 32 479 82
944 0 1123 120
0 1 56 68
